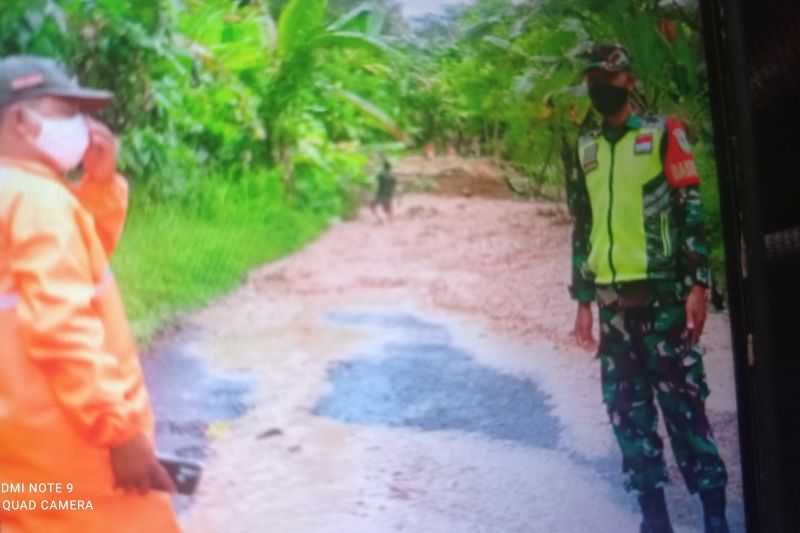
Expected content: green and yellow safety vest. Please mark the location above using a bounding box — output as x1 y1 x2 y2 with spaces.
577 115 680 285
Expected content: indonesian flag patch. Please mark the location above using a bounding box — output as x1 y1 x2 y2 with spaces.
634 133 653 154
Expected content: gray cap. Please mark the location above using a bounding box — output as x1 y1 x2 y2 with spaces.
0 55 112 111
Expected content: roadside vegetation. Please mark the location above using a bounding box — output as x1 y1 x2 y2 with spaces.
1 0 720 343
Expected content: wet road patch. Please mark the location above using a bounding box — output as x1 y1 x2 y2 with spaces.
142 332 257 511
143 348 257 460
315 311 561 449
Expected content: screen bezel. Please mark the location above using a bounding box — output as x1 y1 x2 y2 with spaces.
699 1 783 531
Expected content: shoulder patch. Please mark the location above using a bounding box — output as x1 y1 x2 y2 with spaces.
641 114 666 129
578 128 601 144
580 141 599 173
664 116 700 188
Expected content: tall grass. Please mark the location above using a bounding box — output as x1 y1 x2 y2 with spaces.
112 171 329 346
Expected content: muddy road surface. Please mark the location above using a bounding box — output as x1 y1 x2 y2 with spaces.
143 157 745 533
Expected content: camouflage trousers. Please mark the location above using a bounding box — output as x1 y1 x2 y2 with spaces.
596 282 728 495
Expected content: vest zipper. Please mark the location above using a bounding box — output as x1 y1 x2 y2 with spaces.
607 142 617 284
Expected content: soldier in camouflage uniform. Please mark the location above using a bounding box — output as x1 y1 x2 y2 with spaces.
566 45 730 533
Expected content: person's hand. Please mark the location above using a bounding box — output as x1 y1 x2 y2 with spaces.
685 285 707 345
82 118 118 183
574 302 597 351
109 432 176 495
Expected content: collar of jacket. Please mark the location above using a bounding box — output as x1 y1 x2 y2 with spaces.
601 113 642 142
0 157 65 183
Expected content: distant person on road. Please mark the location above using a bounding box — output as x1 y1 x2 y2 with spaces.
0 56 179 533
371 156 396 223
566 44 729 533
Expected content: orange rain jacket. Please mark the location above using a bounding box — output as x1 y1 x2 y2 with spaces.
0 159 181 532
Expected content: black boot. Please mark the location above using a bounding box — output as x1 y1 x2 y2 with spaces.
700 488 730 533
638 488 674 533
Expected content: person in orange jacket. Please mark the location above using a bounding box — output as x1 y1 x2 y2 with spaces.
0 56 181 532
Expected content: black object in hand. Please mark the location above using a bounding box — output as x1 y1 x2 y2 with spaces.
157 453 203 496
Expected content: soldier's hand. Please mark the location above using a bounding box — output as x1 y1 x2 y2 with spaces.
82 118 119 183
685 285 707 345
109 432 176 495
574 302 596 351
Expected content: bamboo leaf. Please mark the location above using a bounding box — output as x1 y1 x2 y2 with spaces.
334 88 409 143
277 0 327 56
327 2 373 33
482 35 512 50
512 69 538 97
310 31 393 56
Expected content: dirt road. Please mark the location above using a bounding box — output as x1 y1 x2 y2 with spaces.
144 156 746 533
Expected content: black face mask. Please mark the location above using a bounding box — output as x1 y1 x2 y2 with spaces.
588 83 629 116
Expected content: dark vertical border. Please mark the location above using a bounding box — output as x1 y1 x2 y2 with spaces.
699 1 783 531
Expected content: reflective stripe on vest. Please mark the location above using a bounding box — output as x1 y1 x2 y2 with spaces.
579 123 665 284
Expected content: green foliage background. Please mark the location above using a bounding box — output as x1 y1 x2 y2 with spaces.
0 0 724 341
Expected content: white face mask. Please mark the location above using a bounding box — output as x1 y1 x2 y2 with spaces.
26 108 90 173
